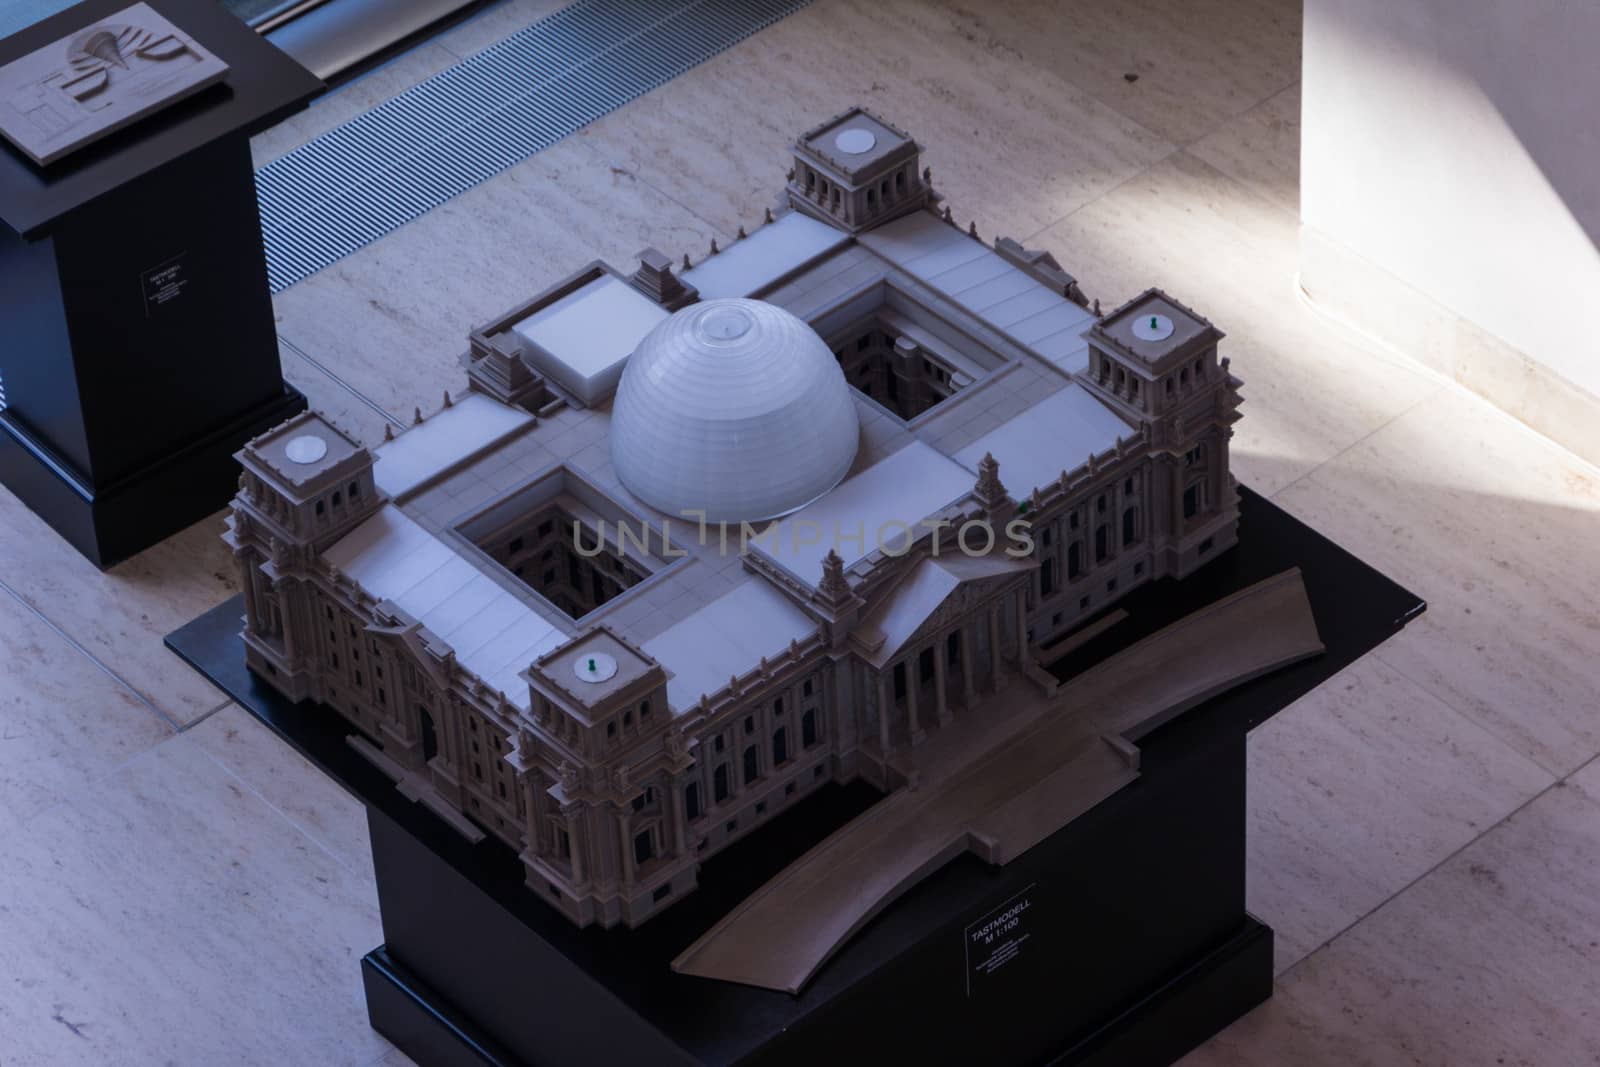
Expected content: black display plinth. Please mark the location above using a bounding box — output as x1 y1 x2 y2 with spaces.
0 0 322 568
166 488 1425 1066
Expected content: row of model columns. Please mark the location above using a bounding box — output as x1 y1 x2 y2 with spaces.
872 585 1026 755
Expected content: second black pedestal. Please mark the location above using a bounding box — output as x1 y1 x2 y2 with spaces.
0 0 322 568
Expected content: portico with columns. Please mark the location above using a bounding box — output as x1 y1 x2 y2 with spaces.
850 554 1034 771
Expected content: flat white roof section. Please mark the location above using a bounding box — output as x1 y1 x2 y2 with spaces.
324 505 566 708
755 440 976 579
643 576 818 711
512 274 670 406
955 383 1134 497
374 393 534 499
860 212 1097 374
681 212 852 299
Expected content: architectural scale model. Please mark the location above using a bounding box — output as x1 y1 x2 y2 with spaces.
0 2 229 166
226 108 1245 931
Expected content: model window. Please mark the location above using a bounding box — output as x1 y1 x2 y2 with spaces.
773 696 784 716
896 171 905 191
803 679 813 698
744 715 755 735
1067 542 1083 580
316 500 325 516
1040 558 1056 597
1123 507 1140 545
713 764 730 803
349 481 360 499
802 709 819 748
1184 484 1201 519
743 744 760 785
773 727 790 766
640 699 651 719
633 829 654 866
607 721 617 737
557 827 571 859
623 710 633 728
1095 525 1109 563
686 781 702 820
509 536 524 554
714 735 725 753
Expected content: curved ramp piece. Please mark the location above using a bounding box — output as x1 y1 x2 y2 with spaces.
671 569 1323 994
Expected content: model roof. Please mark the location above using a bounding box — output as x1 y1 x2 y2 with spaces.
642 576 818 711
323 505 566 708
373 393 534 498
679 211 849 299
754 439 975 580
954 383 1134 498
859 212 1097 373
242 411 365 494
512 272 670 403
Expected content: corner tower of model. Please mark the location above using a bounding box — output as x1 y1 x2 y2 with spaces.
1082 289 1243 576
785 107 936 233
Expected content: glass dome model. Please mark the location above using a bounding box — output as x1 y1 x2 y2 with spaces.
610 298 861 524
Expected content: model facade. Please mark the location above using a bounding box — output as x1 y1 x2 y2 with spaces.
225 108 1244 929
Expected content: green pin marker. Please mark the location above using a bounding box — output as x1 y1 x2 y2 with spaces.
588 657 597 673
1151 316 1158 330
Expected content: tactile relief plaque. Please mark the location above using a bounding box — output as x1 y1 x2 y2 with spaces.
0 2 229 166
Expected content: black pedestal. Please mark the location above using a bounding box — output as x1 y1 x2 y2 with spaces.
0 0 322 568
166 488 1424 1066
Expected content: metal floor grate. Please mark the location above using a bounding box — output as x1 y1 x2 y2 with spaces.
256 0 812 292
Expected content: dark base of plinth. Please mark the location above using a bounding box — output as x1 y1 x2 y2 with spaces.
360 921 1272 1067
0 385 305 569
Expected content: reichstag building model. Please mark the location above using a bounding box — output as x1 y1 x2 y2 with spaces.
225 108 1244 928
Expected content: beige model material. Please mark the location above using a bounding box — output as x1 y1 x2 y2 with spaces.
228 108 1247 931
672 569 1323 994
0 3 229 166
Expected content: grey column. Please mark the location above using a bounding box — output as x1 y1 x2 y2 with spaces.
987 604 1002 689
960 624 976 710
876 672 892 754
565 808 586 884
907 655 923 744
1014 589 1029 661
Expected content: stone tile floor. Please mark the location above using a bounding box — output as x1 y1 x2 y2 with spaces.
2 0 1597 1062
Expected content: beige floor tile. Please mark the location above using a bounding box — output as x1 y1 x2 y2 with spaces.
1274 389 1600 776
189 704 377 888
0 588 172 831
1246 656 1552 975
1184 781 1600 1067
272 138 716 421
280 336 402 448
574 0 1173 242
933 0 1303 147
0 494 237 727
1570 754 1600 805
249 44 461 167
0 734 388 1066
1031 151 1440 497
1190 81 1301 216
432 0 567 58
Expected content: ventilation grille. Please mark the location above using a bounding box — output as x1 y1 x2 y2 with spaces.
256 0 812 292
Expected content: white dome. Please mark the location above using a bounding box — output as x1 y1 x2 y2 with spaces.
610 299 860 524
